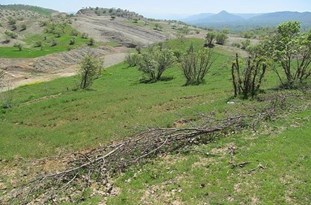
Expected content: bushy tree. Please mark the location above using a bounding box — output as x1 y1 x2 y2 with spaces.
20 24 27 31
69 38 76 45
34 41 42 48
88 38 95 46
241 39 250 50
181 45 214 85
138 46 176 82
154 23 163 31
269 21 311 87
126 53 141 67
8 17 16 25
13 43 23 51
216 32 228 45
81 33 88 39
205 32 216 47
79 55 103 89
5 30 17 39
50 39 57 47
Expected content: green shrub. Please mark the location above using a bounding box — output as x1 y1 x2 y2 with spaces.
34 41 42 48
71 30 79 36
138 46 176 82
8 17 16 25
87 38 95 46
81 33 88 39
69 38 76 45
216 32 228 45
181 45 214 85
126 53 141 67
50 39 57 47
20 24 27 31
5 30 18 39
13 43 23 51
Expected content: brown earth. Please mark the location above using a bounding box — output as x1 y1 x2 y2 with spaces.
72 14 173 46
0 46 128 92
0 11 180 92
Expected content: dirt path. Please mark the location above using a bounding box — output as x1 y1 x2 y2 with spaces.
0 49 128 92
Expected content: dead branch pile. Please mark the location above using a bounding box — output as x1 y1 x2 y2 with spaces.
2 92 304 204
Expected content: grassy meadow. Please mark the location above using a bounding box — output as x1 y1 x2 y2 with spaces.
0 38 236 159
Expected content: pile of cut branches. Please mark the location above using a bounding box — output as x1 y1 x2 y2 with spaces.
2 92 307 204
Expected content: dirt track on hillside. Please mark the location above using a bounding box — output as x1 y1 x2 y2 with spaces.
72 15 171 46
0 47 128 92
0 13 175 92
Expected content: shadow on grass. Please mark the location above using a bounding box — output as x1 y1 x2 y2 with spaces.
139 76 174 84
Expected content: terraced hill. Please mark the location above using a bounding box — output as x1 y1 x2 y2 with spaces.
0 46 127 91
73 8 192 46
0 6 201 91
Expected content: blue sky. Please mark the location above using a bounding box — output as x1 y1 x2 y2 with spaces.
1 0 311 18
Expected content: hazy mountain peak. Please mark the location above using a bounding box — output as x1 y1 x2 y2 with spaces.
218 10 229 14
183 11 311 30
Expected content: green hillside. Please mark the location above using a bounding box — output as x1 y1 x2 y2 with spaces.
0 38 310 204
0 4 56 16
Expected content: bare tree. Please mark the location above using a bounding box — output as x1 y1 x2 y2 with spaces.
231 53 267 99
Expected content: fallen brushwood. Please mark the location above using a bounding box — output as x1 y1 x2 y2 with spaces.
3 91 307 204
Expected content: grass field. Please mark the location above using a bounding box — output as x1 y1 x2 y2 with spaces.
0 38 310 204
0 39 234 159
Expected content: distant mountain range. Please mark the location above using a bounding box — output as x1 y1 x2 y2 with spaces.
183 11 311 30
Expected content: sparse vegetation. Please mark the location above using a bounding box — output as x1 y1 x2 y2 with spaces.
0 20 89 58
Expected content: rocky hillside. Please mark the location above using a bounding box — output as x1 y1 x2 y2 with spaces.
73 8 195 47
0 6 203 91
